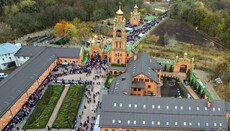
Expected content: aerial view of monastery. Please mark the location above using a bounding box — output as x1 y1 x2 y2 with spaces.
0 0 230 131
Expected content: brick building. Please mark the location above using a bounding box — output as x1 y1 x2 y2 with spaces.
109 52 162 96
130 5 141 25
107 6 130 65
0 46 83 130
99 95 230 131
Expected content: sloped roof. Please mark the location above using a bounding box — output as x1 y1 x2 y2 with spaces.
127 52 160 82
109 73 132 95
99 95 228 130
0 43 21 56
0 46 81 118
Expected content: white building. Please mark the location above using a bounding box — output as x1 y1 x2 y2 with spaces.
0 43 21 70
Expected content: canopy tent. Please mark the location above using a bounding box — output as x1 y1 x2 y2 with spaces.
143 15 155 21
146 21 152 24
125 27 133 33
138 33 144 38
61 62 68 66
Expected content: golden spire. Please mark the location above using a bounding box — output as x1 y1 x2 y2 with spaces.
116 1 123 15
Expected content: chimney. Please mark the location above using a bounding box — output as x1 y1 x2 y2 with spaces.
207 99 212 108
134 54 137 61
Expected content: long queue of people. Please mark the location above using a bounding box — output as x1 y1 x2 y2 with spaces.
126 13 168 43
4 86 44 131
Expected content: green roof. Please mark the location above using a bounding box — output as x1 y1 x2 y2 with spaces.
102 44 112 52
143 15 155 21
82 52 88 63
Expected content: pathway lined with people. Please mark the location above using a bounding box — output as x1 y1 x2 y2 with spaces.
46 84 70 128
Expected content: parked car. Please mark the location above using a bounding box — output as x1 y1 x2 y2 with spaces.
183 79 188 86
0 73 8 78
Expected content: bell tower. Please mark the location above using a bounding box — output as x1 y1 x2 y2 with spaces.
108 4 130 65
130 4 141 25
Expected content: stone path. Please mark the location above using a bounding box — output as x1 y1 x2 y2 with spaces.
46 84 70 127
162 72 199 99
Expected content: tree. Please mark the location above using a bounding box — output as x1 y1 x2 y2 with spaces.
54 20 77 39
169 65 173 72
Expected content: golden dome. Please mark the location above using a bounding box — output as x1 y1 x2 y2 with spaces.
134 5 138 9
116 7 123 15
184 52 188 56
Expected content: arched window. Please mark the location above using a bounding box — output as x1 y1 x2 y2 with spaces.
116 30 121 37
117 59 120 64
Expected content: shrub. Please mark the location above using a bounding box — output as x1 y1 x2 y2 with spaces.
52 85 85 128
24 85 64 129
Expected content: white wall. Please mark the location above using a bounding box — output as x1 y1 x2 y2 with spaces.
15 56 30 67
0 52 17 70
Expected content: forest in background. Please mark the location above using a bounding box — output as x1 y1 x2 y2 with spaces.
0 0 144 43
170 0 230 48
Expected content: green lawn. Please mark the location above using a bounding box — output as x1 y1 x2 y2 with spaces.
24 85 64 129
52 85 85 128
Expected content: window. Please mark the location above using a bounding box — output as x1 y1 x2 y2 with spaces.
143 105 146 108
134 120 136 124
148 85 151 88
128 104 131 108
158 105 160 109
9 57 11 59
24 56 26 59
119 103 122 107
114 103 117 107
112 120 115 123
143 121 145 124
145 79 149 82
127 54 129 57
118 120 121 123
134 78 138 82
166 122 169 126
133 88 137 91
152 105 155 109
134 104 137 108
138 88 141 91
112 129 116 131
2 58 4 61
184 122 186 126
17 56 20 59
127 120 130 124
175 122 178 126
105 129 108 131
152 121 154 125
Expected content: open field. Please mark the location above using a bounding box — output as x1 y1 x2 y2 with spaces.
52 85 85 128
24 85 64 129
151 19 212 46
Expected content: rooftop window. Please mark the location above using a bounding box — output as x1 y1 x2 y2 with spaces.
175 122 178 126
120 103 122 107
143 105 146 108
134 104 137 108
114 103 117 107
134 120 136 124
118 120 121 124
127 120 130 124
152 121 154 125
214 123 217 127
189 122 192 126
180 106 183 110
129 104 131 108
198 122 200 126
166 122 169 126
157 121 160 125
205 107 207 111
213 107 215 111
206 123 209 127
158 105 160 109
218 107 221 111
166 106 169 110
184 122 186 126
143 121 145 125
188 106 191 110
152 105 155 109
220 123 222 127
112 120 115 123
197 107 199 111
175 106 177 110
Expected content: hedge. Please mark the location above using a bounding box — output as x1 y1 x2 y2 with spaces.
24 85 64 129
52 85 85 128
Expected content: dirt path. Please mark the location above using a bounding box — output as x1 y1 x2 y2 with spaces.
162 72 199 99
193 69 221 100
46 84 70 127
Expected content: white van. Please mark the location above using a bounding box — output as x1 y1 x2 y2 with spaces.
0 73 8 78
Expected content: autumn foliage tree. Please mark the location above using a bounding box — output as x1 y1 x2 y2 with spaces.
54 20 76 39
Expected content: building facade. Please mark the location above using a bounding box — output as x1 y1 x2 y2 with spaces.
0 43 21 70
173 52 194 73
0 46 83 130
130 5 141 25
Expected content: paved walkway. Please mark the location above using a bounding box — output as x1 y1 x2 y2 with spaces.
46 84 70 127
193 69 221 100
162 72 199 99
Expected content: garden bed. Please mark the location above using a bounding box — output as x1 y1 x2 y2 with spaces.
52 85 85 128
24 85 64 129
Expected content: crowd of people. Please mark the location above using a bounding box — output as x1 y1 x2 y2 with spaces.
126 13 168 43
4 86 44 131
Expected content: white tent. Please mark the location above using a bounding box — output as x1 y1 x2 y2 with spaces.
138 33 144 38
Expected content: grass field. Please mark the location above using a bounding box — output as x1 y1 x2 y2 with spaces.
24 85 64 129
52 85 85 128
